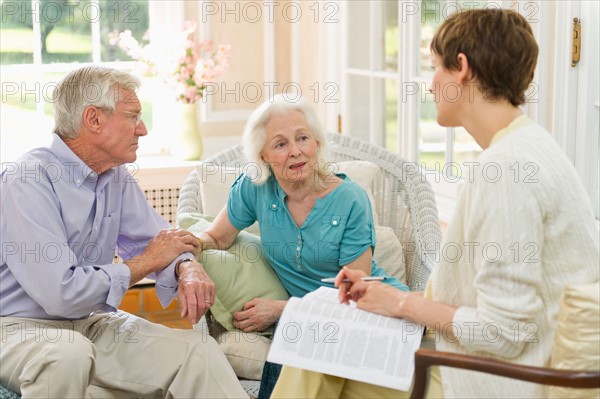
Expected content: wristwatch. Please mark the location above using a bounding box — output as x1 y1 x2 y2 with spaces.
175 257 195 279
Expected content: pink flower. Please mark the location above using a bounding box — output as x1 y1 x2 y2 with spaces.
112 21 231 104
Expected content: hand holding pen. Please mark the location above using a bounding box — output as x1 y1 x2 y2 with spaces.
328 267 383 304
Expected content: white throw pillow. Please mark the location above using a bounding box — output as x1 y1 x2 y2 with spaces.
196 162 241 217
196 163 260 234
196 160 381 226
325 160 380 223
373 226 406 284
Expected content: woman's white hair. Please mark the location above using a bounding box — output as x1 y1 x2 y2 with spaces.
241 94 330 185
52 66 141 139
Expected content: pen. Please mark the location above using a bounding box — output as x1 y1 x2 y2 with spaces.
320 276 387 283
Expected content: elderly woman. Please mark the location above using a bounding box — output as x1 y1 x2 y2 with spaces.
196 94 407 397
270 8 599 399
197 94 406 331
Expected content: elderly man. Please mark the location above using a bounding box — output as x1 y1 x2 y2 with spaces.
0 66 247 398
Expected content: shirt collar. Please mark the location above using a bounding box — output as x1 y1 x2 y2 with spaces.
490 114 532 146
270 172 348 202
49 134 113 188
272 175 287 202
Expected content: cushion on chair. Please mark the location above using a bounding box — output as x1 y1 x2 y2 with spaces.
196 163 261 234
373 225 406 284
328 160 380 223
549 281 600 399
182 214 290 332
196 162 240 217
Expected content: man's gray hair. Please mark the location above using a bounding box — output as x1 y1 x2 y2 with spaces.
52 66 141 139
241 94 330 185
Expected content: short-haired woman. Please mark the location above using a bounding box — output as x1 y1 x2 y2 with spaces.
270 8 599 399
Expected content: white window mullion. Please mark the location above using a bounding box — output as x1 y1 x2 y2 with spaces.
90 0 101 63
320 8 342 133
340 1 350 134
398 0 420 161
443 0 457 166
445 128 453 164
263 4 276 83
527 0 552 129
31 0 44 114
31 0 42 65
369 1 384 146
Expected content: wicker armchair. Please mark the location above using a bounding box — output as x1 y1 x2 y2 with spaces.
177 132 442 291
177 133 442 396
0 385 18 399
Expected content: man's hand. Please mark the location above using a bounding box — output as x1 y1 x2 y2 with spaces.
145 229 201 268
232 298 287 332
177 260 215 325
125 228 201 285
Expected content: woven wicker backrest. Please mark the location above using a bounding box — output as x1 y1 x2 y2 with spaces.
177 133 442 291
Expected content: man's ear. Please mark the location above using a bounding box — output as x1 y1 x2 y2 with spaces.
456 53 474 84
82 106 103 133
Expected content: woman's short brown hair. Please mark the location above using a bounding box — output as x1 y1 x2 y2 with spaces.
430 8 538 106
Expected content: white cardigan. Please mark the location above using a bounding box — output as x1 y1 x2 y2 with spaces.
431 118 599 398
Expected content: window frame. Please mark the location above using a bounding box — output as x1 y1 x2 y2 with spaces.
0 0 161 160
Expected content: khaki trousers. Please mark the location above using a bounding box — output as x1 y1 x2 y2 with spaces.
270 366 443 399
0 311 248 399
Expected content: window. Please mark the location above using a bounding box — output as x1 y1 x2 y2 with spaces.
343 0 490 176
0 0 155 162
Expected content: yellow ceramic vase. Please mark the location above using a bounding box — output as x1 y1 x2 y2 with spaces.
171 102 203 160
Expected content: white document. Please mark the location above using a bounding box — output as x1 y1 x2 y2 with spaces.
267 287 423 391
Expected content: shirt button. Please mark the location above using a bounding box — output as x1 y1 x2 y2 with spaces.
271 203 277 210
76 179 81 184
296 246 300 252
332 220 339 226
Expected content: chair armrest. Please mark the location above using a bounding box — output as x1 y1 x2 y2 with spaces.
410 348 600 399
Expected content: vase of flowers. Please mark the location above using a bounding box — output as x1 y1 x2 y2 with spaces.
111 22 230 160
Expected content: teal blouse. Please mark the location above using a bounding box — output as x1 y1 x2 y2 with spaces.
227 173 408 297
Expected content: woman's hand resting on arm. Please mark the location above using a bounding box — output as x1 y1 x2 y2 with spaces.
232 298 287 332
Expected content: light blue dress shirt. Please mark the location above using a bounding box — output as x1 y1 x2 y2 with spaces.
0 135 184 319
227 173 408 298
